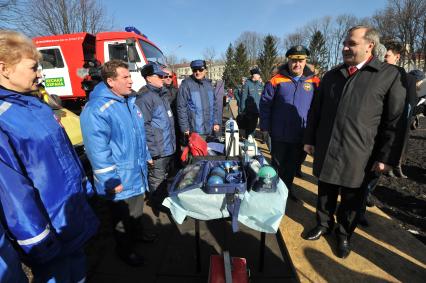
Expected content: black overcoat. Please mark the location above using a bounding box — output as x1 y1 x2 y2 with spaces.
304 57 407 188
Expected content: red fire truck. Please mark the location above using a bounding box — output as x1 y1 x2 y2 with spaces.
33 27 167 109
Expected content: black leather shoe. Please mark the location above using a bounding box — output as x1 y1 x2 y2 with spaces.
394 166 408 178
302 226 330 241
135 231 159 243
117 251 145 267
336 237 351 259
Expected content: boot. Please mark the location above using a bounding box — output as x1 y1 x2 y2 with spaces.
393 165 407 179
385 170 396 178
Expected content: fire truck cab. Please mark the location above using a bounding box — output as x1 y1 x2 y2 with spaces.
33 27 166 107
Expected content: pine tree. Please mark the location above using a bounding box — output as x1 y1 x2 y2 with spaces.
257 35 278 80
233 42 250 84
222 43 237 89
309 31 328 75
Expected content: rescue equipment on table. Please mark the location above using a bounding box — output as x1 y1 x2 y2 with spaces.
242 134 258 163
225 118 239 157
244 156 278 193
169 159 247 232
181 132 208 162
173 163 204 192
254 165 278 192
243 135 258 157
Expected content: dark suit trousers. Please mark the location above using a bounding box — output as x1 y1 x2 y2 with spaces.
271 141 303 191
109 194 145 254
244 112 259 138
148 155 174 206
316 181 365 239
359 171 381 217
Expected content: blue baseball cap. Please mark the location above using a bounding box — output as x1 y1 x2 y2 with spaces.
140 62 167 78
190 60 207 69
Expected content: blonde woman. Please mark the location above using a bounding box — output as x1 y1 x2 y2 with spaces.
0 30 98 282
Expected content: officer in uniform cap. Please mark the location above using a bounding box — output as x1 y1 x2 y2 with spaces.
260 45 319 201
177 59 220 139
285 45 310 60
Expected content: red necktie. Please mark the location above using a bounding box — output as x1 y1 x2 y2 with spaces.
348 66 358 76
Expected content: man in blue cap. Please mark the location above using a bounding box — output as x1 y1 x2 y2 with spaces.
135 62 176 211
177 60 220 139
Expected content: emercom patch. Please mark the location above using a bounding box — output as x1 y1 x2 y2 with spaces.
303 82 312 91
45 77 65 87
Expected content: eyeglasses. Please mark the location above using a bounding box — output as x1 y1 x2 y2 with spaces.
163 75 173 79
192 68 205 73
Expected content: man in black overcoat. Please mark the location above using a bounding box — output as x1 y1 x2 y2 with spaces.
302 25 407 258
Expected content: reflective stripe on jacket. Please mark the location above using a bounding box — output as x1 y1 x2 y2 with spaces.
81 82 151 201
0 88 98 264
260 65 318 143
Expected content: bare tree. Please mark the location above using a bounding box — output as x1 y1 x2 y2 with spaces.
202 46 216 78
283 30 306 51
166 54 178 73
373 0 426 70
179 58 189 64
0 0 19 29
16 0 113 36
421 17 426 71
328 14 358 68
235 31 264 65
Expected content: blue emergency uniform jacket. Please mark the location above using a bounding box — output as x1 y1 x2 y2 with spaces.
177 76 220 135
0 87 98 264
259 65 319 143
135 84 176 158
0 223 27 283
240 79 263 114
81 82 151 201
